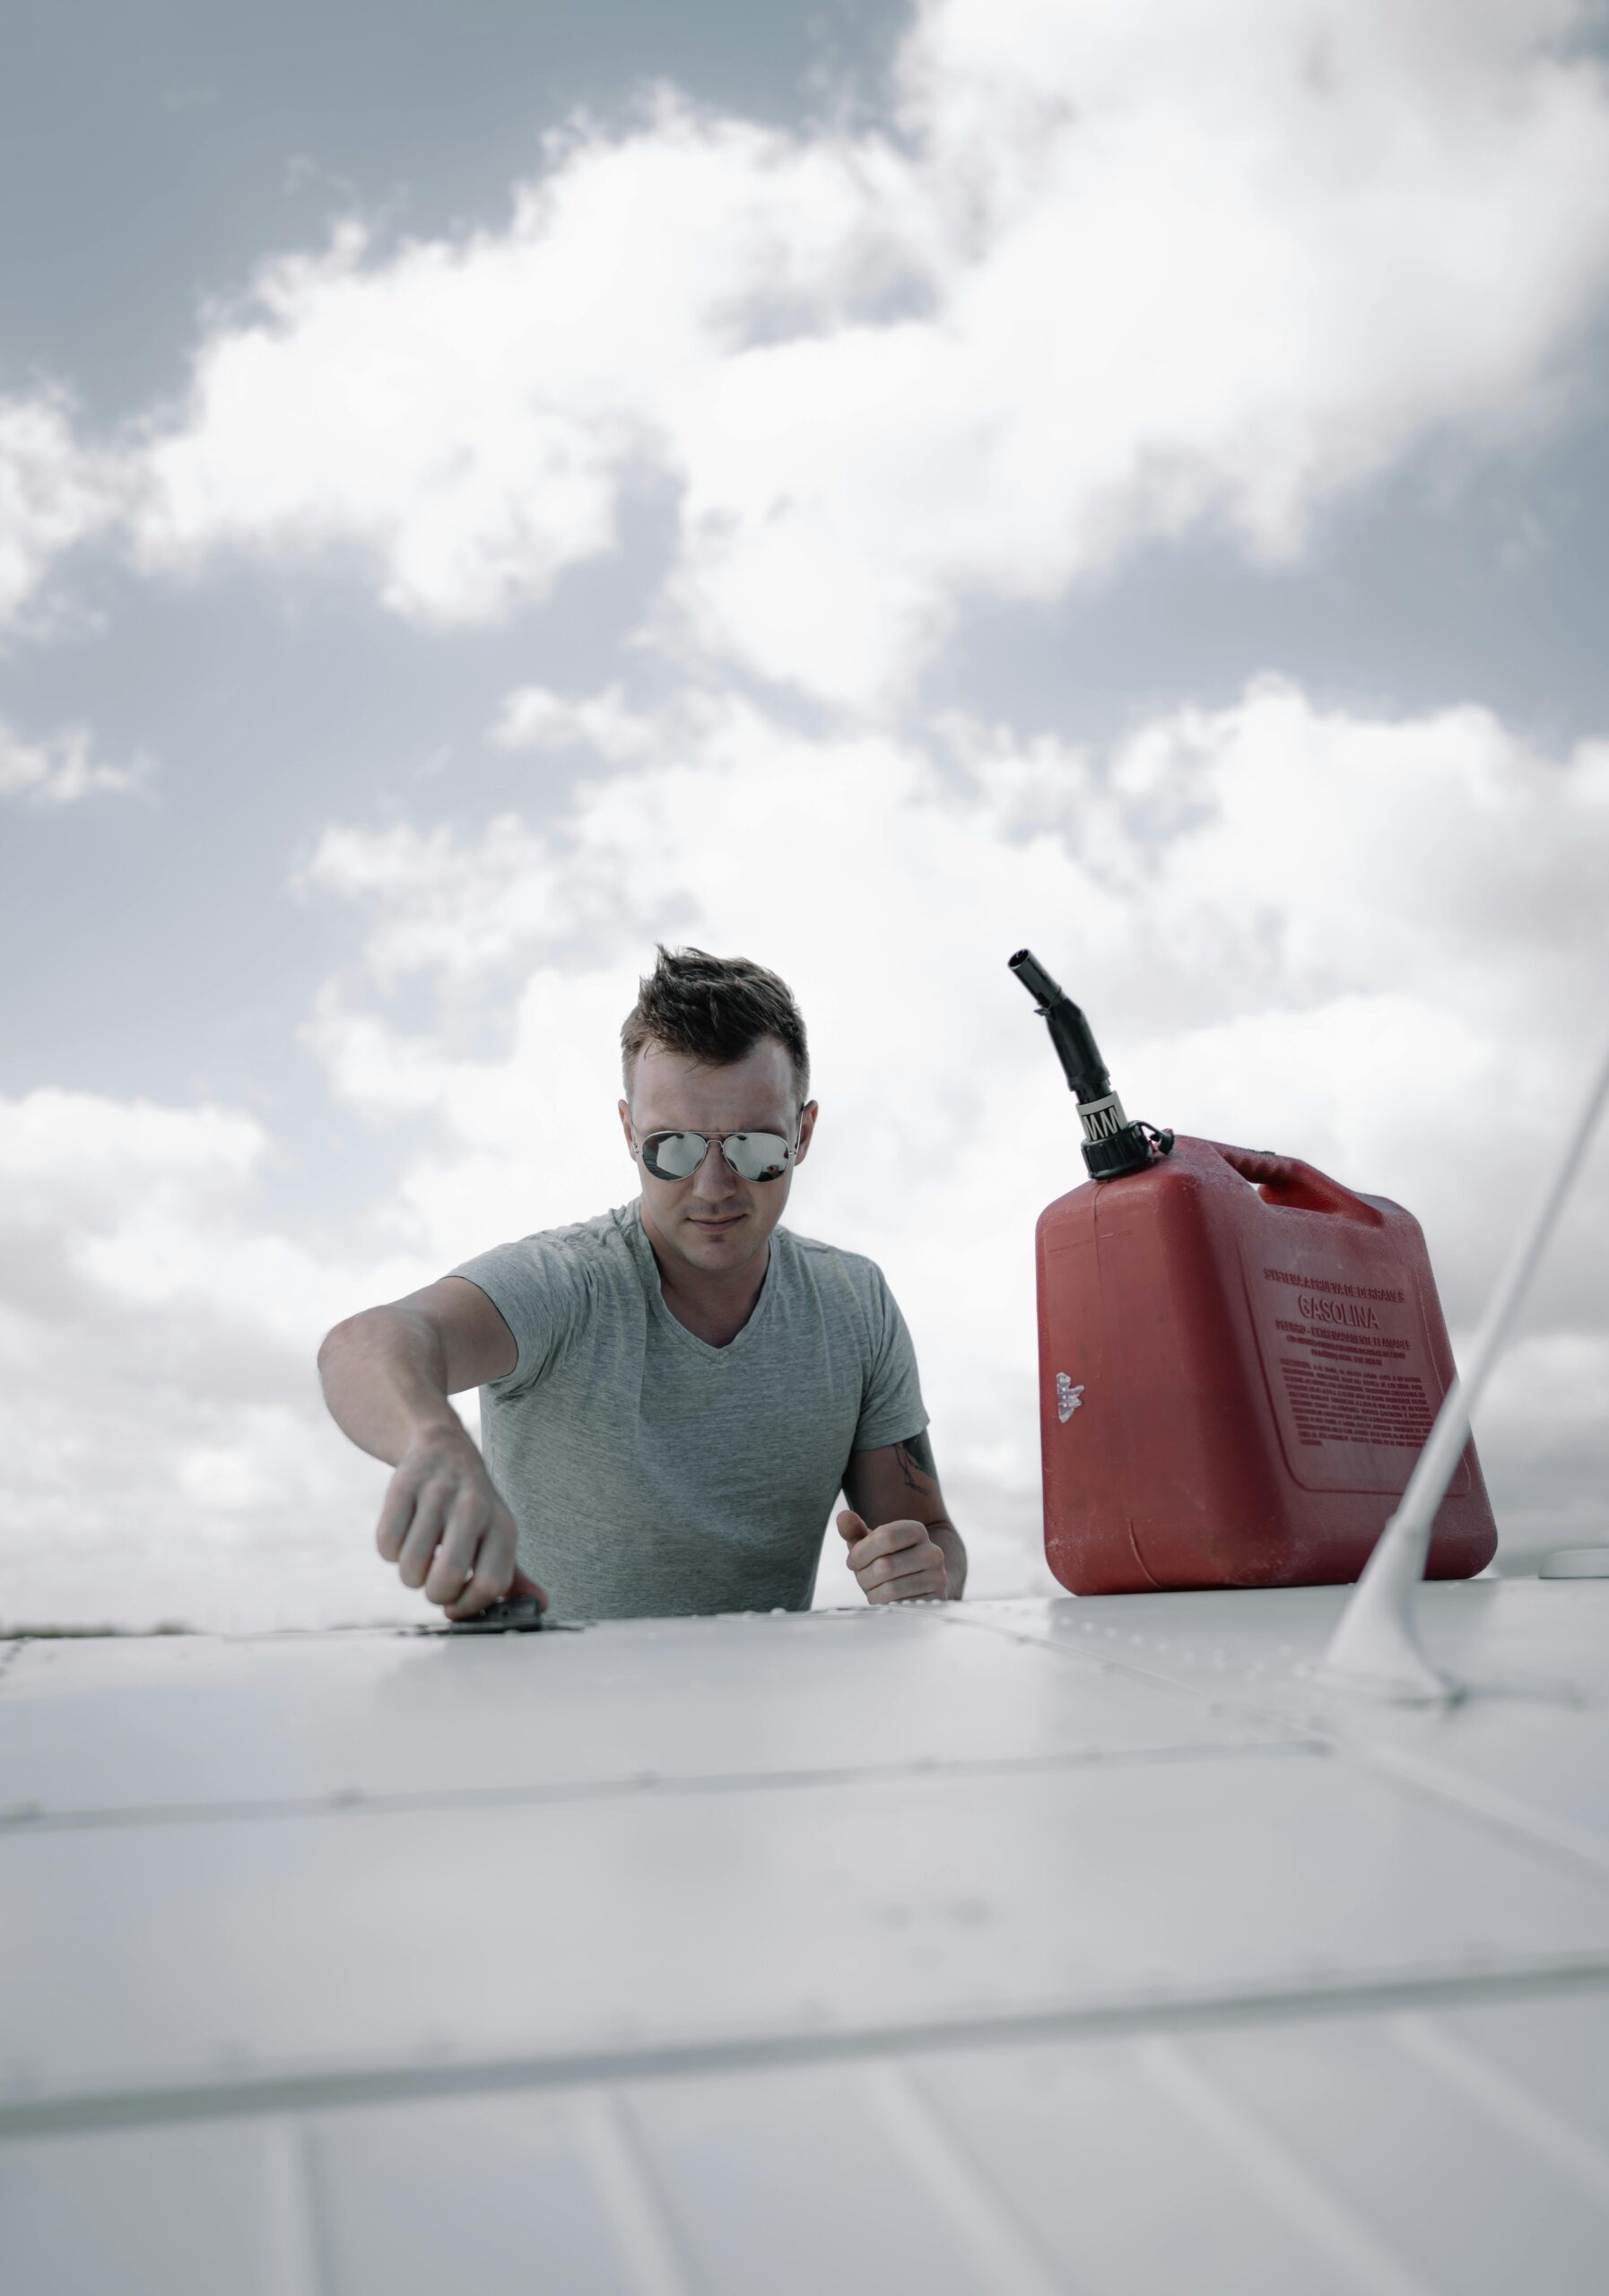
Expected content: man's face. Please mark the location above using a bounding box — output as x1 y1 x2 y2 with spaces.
619 1037 817 1280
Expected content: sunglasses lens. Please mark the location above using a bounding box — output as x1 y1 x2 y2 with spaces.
723 1132 791 1181
643 1131 709 1179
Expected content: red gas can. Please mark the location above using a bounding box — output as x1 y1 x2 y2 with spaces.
1034 1134 1498 1593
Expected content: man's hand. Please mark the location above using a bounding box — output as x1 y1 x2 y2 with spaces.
837 1509 949 1604
376 1422 545 1622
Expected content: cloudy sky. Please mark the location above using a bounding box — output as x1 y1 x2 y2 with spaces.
4 0 1608 1631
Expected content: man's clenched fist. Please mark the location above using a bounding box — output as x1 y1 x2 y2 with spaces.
838 1509 949 1604
376 1422 545 1622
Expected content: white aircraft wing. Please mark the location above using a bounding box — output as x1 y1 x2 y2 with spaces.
3 1582 1607 2292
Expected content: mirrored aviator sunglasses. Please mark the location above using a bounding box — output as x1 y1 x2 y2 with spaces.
640 1128 796 1183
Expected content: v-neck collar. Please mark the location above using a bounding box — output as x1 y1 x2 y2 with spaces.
629 1196 781 1360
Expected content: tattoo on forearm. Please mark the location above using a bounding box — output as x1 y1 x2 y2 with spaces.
895 1431 936 1490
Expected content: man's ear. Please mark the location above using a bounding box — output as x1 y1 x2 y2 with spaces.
795 1100 819 1164
617 1100 638 1160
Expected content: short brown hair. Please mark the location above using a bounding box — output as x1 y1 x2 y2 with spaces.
621 944 811 1107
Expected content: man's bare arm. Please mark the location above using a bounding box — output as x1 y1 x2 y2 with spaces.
838 1430 967 1603
317 1276 517 1464
317 1277 536 1620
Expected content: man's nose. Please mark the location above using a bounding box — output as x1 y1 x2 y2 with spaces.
690 1139 738 1196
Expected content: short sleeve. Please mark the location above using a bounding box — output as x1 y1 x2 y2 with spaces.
448 1232 593 1400
851 1265 929 1453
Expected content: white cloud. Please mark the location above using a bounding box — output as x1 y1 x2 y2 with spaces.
296 814 651 995
119 0 1609 706
298 674 1609 1597
0 1089 445 1631
0 1090 266 1216
129 115 912 631
0 389 124 633
490 682 658 761
0 714 152 804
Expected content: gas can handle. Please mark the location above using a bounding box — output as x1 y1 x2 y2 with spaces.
1207 1141 1384 1223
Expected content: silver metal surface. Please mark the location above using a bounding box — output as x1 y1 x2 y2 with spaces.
960 1584 1609 1876
0 1605 1299 1822
5 1994 1609 2295
4 1587 1608 2291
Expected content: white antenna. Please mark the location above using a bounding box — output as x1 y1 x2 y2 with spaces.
1316 1032 1609 1704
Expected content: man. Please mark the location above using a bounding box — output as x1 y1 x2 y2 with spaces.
317 945 966 1622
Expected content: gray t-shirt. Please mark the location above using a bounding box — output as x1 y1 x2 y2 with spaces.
449 1199 928 1620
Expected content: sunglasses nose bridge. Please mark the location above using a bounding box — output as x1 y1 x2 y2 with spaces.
694 1135 735 1179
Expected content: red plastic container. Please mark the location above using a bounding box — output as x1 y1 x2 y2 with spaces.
1035 1134 1498 1593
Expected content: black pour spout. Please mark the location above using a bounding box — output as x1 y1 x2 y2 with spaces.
1008 948 1166 1181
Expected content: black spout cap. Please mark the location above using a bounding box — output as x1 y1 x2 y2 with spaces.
1006 948 1064 1010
